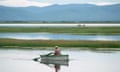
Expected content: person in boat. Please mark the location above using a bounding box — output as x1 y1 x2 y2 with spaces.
54 46 61 55
46 46 61 56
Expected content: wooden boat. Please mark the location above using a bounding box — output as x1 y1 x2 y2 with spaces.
40 55 69 61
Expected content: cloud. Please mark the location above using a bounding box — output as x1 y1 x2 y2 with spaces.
0 0 52 7
0 0 119 7
88 2 119 6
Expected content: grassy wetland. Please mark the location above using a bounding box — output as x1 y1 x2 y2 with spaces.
0 26 120 34
0 26 120 49
0 38 120 49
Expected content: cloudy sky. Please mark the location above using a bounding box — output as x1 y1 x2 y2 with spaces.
0 0 120 7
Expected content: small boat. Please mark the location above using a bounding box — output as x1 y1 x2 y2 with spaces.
40 55 69 61
41 59 69 66
40 55 69 66
33 54 69 66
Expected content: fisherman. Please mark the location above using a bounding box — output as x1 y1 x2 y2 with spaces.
54 46 61 55
46 46 61 56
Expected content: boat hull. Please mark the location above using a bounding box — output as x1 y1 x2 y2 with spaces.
40 55 69 61
41 59 69 66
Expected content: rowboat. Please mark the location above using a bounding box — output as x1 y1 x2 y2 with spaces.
40 55 69 66
40 55 69 61
41 59 69 66
33 54 69 66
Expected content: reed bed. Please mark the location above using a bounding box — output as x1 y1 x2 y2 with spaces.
0 27 120 34
0 38 120 48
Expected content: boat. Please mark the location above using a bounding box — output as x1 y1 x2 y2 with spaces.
40 55 69 61
40 59 69 66
33 54 69 66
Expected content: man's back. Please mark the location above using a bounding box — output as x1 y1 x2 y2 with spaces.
54 47 61 55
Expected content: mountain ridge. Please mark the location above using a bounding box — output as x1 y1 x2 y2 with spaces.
0 4 120 22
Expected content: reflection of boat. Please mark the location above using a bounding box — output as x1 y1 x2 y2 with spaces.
40 55 69 72
40 55 69 61
33 55 69 72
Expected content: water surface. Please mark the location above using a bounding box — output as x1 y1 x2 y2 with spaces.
0 33 120 41
0 24 120 27
0 49 120 72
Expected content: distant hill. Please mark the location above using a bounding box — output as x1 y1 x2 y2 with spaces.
0 4 120 22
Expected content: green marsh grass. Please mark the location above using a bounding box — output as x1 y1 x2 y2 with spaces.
0 27 120 34
0 38 120 48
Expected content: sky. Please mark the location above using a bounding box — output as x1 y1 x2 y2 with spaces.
0 0 120 7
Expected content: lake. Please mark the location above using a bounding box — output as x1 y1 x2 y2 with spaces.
0 24 120 27
0 49 120 72
0 33 120 41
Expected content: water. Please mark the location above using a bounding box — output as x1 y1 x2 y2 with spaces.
0 49 120 72
0 33 120 41
0 24 120 27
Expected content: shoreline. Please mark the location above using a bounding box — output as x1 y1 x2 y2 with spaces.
0 46 120 51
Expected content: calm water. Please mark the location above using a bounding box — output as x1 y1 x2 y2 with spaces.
0 49 120 72
0 33 120 41
0 24 120 27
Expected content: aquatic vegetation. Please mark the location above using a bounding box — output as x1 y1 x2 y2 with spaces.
0 27 120 34
0 38 120 48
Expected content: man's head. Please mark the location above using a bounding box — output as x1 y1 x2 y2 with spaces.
55 46 58 49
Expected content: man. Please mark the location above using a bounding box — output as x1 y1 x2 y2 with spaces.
54 46 61 55
46 46 61 56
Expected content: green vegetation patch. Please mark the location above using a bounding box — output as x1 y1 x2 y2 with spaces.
0 27 120 34
0 38 120 49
